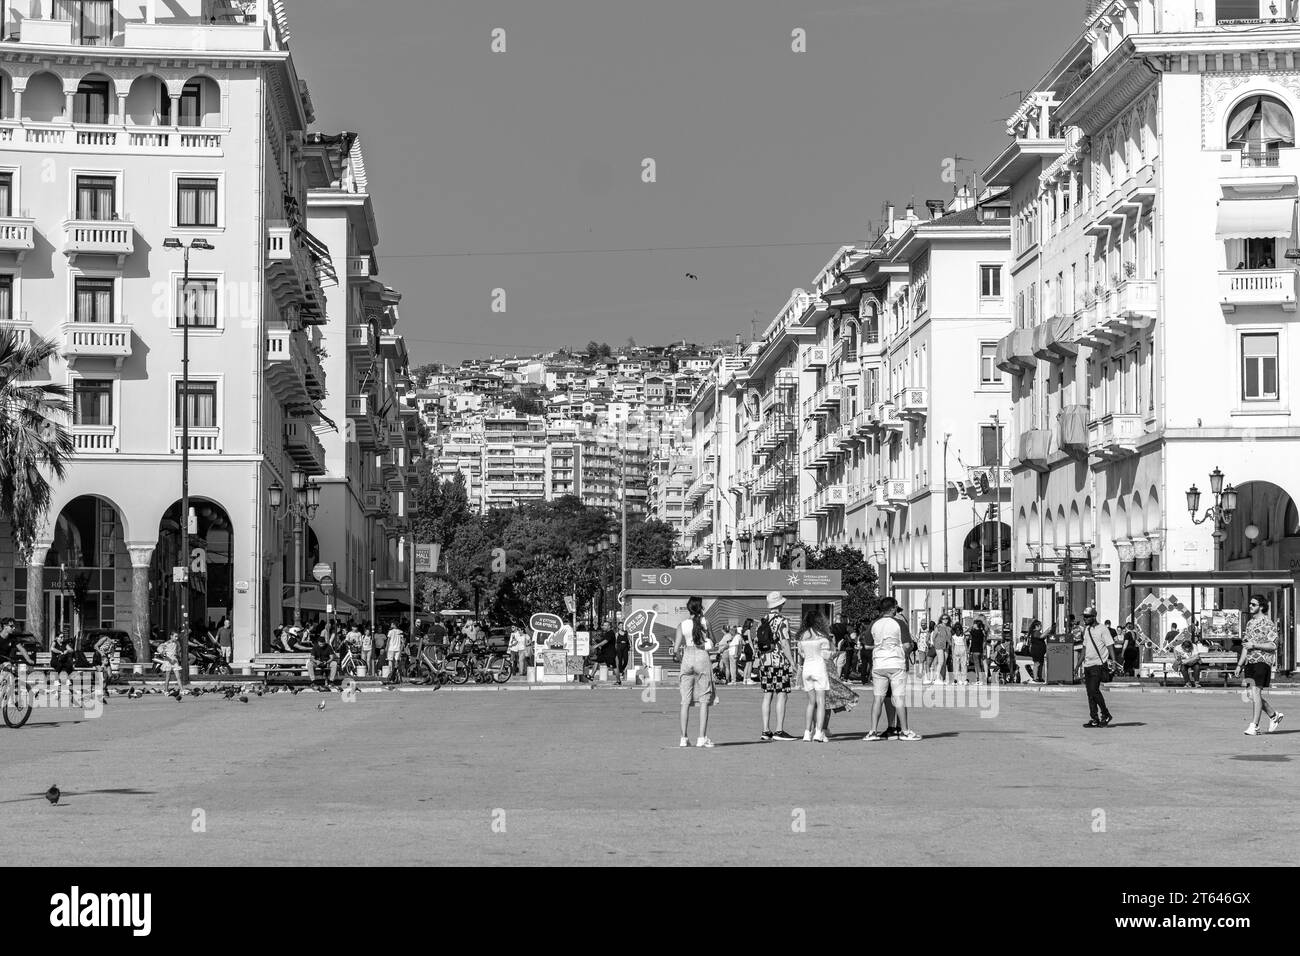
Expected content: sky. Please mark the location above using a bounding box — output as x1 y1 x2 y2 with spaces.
289 0 1083 367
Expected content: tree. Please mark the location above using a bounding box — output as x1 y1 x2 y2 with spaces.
806 546 882 626
624 517 677 569
420 576 464 614
0 331 73 562
506 393 545 416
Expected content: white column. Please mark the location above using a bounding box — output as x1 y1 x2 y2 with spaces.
147 0 157 24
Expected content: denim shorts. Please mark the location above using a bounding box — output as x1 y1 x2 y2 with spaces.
678 647 715 705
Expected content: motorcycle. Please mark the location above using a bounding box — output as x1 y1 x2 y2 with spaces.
188 641 232 676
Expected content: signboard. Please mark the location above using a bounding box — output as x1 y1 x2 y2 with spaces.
563 594 576 615
573 630 590 656
629 568 842 592
1198 609 1241 649
172 567 188 583
625 609 660 669
312 562 332 583
414 543 441 574
529 612 564 649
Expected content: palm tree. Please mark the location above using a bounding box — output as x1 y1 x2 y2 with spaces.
0 330 74 563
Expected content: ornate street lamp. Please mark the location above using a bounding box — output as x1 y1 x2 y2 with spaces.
1187 466 1237 550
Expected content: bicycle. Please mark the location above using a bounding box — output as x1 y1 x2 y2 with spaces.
463 643 511 684
1 662 33 729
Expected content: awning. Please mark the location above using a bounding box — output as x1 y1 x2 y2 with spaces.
890 572 1059 591
1125 570 1296 589
297 225 339 285
281 589 359 614
1215 197 1295 240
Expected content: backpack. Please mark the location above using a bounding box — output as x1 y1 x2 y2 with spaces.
755 616 775 652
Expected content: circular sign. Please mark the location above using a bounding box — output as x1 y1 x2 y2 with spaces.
312 562 332 582
658 573 672 586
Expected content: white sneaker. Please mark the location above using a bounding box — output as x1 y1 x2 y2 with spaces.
812 731 829 743
802 731 812 741
679 736 690 747
696 736 714 748
1244 723 1260 736
1269 712 1285 733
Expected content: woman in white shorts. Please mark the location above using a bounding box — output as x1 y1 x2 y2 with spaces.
672 596 717 748
797 608 833 743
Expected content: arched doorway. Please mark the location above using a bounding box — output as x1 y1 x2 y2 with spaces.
1224 481 1299 575
40 495 128 648
150 499 233 640
962 521 1011 612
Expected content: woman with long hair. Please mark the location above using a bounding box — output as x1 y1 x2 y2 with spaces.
797 607 832 742
672 596 717 748
739 618 756 685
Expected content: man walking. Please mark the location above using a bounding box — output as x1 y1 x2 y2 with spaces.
1075 607 1117 728
863 597 920 741
1238 594 1284 736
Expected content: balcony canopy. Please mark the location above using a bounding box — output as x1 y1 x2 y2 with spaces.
1215 197 1296 241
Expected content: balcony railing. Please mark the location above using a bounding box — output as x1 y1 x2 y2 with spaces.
63 219 134 265
0 217 36 260
0 321 33 348
1241 148 1281 168
172 426 222 454
1018 429 1052 472
1088 413 1144 460
1219 269 1297 313
283 421 326 475
803 345 829 370
62 321 132 368
346 322 374 355
71 424 118 454
898 386 928 419
266 221 327 321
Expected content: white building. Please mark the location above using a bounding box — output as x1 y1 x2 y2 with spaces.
985 0 1300 664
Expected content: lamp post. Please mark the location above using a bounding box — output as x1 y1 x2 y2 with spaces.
753 532 766 570
738 531 752 570
723 531 734 570
268 470 320 628
1187 466 1238 564
163 236 213 686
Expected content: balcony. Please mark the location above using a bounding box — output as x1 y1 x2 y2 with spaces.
0 217 36 262
995 328 1036 375
264 329 326 414
1112 278 1157 327
71 425 118 455
63 219 134 267
1219 269 1297 313
379 332 408 366
874 400 904 433
172 426 222 455
965 465 1013 494
898 386 928 420
1088 413 1144 461
363 489 390 516
874 478 911 511
283 421 326 476
1032 315 1078 363
347 256 374 281
266 222 327 322
1018 429 1052 472
803 345 829 370
61 322 132 368
0 321 32 348
1057 404 1089 456
346 322 375 356
347 392 380 447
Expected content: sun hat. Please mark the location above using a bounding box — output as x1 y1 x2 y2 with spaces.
765 591 786 610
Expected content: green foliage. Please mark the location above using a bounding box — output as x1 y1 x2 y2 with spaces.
625 518 676 569
805 545 881 626
0 330 74 562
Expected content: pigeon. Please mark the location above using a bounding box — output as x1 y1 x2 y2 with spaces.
317 701 326 711
685 273 698 280
238 694 249 704
224 688 237 700
45 786 60 806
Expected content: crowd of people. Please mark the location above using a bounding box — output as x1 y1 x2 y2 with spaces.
666 591 1287 745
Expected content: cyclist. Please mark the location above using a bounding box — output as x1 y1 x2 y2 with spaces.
0 619 34 667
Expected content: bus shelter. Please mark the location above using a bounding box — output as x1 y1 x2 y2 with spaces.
1125 570 1295 673
889 571 1061 634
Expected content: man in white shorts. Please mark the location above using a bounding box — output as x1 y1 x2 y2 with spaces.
864 597 920 741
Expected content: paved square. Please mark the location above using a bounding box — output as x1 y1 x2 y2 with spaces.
0 684 1294 865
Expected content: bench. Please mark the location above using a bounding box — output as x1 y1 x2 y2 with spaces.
249 654 315 685
1154 652 1239 687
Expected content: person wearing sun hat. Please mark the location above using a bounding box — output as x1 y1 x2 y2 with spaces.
756 591 797 741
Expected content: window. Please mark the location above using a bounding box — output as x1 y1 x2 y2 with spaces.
1218 0 1269 24
0 173 11 218
1242 333 1279 401
176 178 218 228
176 380 218 429
980 424 1005 467
160 81 203 127
980 342 1002 386
0 276 11 321
75 176 115 221
73 380 113 426
74 277 113 323
175 277 218 328
980 265 1002 298
73 79 110 124
1227 95 1295 160
53 0 113 45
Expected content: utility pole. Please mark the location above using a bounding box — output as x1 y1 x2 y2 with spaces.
942 433 950 609
992 411 1002 617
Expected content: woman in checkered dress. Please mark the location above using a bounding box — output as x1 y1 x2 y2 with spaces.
756 593 799 741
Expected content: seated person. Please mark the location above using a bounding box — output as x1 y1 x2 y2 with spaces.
92 631 117 682
284 626 312 653
306 633 338 686
1175 638 1202 687
49 632 78 677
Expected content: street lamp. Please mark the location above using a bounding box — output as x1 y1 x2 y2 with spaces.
1187 466 1237 548
753 532 766 569
268 469 320 628
738 531 752 569
163 236 213 686
723 531 734 570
